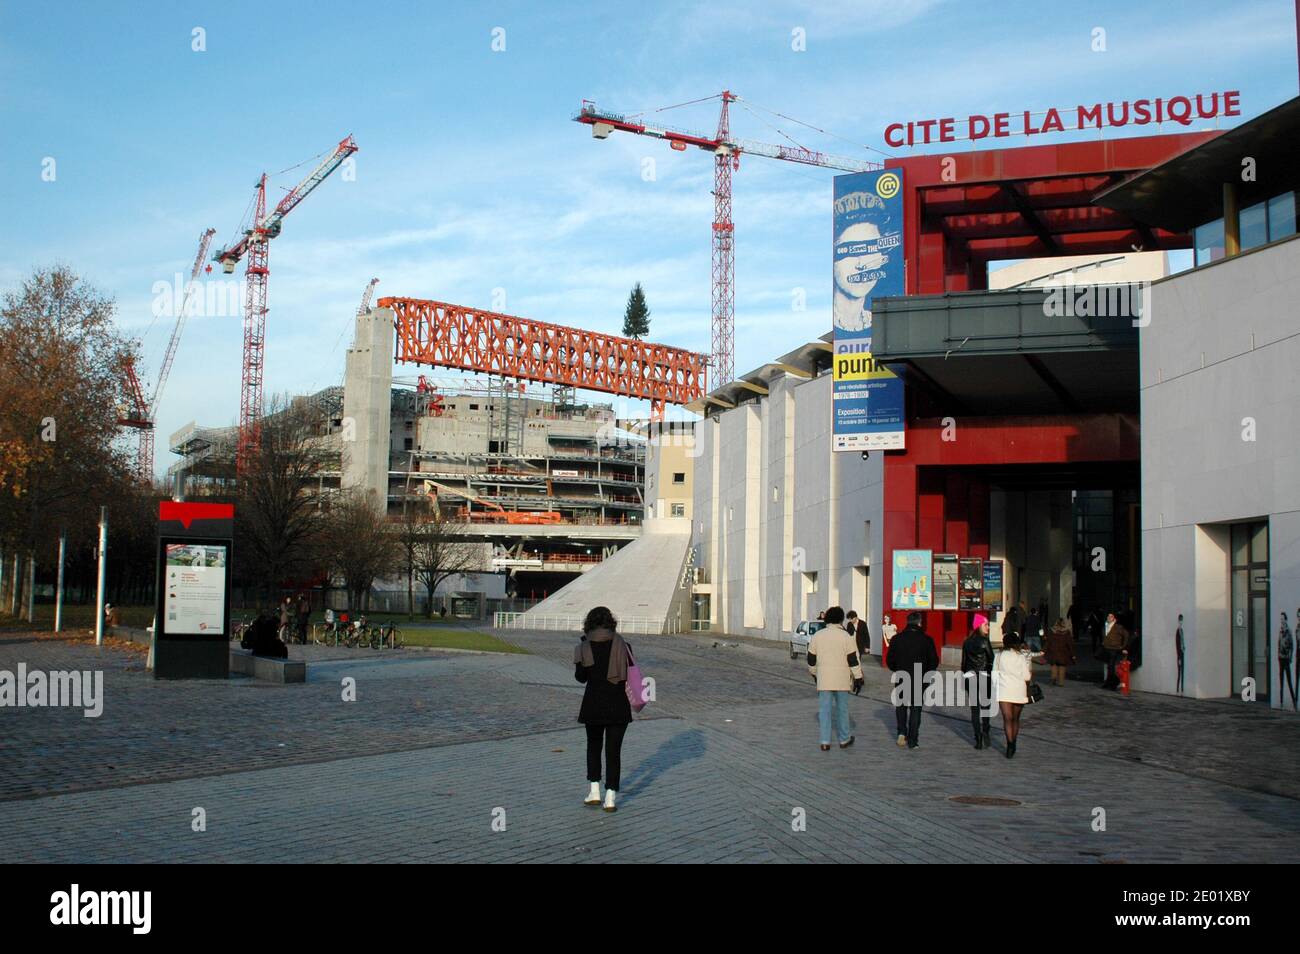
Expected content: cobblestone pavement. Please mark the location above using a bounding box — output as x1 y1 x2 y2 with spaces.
2 629 1299 862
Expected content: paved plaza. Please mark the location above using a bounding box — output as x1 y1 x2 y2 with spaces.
3 628 1300 863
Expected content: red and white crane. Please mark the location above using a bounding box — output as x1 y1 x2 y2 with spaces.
576 93 881 385
213 134 358 474
119 227 217 481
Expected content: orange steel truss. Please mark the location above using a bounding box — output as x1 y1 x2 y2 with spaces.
379 297 706 419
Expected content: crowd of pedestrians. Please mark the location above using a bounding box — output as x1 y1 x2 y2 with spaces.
567 596 1137 812
797 598 1136 760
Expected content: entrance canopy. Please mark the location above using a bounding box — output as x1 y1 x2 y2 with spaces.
872 287 1139 417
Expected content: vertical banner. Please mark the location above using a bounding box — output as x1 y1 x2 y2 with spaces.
832 168 905 451
958 558 984 611
932 553 959 611
982 559 1004 612
891 549 932 610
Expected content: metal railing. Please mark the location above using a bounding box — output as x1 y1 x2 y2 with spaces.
493 612 680 635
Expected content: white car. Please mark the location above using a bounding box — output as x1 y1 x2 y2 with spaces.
789 619 828 659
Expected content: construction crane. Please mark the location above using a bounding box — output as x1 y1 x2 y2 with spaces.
213 134 359 475
118 228 217 481
575 93 882 386
357 277 379 317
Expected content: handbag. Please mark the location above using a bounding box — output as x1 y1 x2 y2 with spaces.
624 646 649 713
1027 681 1044 704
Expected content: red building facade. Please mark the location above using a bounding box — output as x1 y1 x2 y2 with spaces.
877 132 1214 649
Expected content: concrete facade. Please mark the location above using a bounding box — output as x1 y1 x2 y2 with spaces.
1139 234 1300 704
988 251 1168 290
644 423 695 521
692 370 883 644
342 306 394 501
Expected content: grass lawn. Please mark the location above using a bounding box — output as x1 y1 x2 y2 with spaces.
398 627 528 654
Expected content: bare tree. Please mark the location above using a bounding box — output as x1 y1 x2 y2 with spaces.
322 489 400 612
411 506 479 618
234 396 328 605
395 495 430 618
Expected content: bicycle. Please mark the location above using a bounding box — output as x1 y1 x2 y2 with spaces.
380 621 402 649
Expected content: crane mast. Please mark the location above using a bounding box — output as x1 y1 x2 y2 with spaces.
357 277 379 317
119 227 217 482
576 95 881 386
212 134 358 474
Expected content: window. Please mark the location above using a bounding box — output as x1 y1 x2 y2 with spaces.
671 503 686 517
1240 200 1268 251
404 438 413 450
672 472 685 484
405 420 413 430
1194 218 1224 266
1268 192 1296 242
469 404 479 411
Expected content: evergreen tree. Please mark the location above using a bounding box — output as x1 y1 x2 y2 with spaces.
622 282 650 339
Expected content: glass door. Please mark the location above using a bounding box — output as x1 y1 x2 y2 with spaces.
1230 522 1270 700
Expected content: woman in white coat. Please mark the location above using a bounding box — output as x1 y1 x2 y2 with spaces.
995 630 1036 758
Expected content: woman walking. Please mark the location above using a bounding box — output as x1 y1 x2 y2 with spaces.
995 631 1034 758
574 606 633 812
961 613 994 750
1044 617 1075 687
880 614 898 668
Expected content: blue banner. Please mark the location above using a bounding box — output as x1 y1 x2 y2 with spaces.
832 169 905 451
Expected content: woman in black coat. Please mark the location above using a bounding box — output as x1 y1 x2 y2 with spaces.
574 606 633 812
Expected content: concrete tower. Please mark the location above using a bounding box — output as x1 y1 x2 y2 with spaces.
342 306 394 501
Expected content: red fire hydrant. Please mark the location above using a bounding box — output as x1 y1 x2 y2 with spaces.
1116 651 1132 696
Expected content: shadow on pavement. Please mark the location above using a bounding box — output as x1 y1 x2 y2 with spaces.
621 728 706 801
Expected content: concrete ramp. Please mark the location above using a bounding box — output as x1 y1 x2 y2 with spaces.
502 518 692 634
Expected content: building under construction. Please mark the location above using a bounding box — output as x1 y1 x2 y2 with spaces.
168 307 653 604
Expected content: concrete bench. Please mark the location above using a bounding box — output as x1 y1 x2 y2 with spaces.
230 648 306 684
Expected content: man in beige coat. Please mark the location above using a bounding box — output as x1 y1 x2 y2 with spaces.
808 605 865 751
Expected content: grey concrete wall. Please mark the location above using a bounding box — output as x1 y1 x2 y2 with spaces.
1140 235 1300 703
342 307 394 500
690 370 884 643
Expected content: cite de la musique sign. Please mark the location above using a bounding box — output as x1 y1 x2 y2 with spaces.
883 90 1241 148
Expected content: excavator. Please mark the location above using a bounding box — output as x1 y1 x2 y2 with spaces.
422 479 563 525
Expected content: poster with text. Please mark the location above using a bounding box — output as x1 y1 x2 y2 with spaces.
164 544 227 635
959 558 984 611
891 549 932 610
932 553 959 610
832 168 905 451
982 560 1004 612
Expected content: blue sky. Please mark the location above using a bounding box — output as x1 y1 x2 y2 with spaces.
2 0 1296 473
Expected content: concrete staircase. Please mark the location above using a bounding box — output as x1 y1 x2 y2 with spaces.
504 517 692 634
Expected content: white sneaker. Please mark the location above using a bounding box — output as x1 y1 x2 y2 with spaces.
603 788 617 812
584 782 601 806
896 734 907 748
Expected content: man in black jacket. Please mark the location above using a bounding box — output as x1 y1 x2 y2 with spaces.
846 610 871 660
887 611 939 749
961 614 995 750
